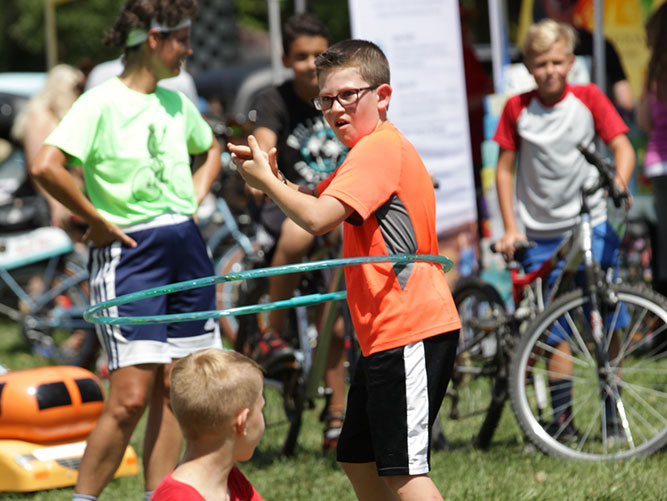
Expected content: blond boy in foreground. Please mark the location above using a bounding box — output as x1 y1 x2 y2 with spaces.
150 349 264 501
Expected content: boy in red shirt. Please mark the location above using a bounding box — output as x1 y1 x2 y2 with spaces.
229 39 460 501
151 349 263 501
493 19 634 440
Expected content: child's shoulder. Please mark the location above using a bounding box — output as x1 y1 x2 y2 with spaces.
500 89 539 119
354 121 402 151
568 82 607 102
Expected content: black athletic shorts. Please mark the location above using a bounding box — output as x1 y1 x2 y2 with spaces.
336 330 459 476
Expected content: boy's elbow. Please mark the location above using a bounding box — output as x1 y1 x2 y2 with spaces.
303 219 328 236
29 157 48 181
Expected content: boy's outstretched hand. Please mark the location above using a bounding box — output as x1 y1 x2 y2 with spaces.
228 135 281 192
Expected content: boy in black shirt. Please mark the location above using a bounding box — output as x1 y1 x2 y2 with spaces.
248 12 347 451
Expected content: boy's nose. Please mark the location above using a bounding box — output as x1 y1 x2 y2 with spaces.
330 97 345 112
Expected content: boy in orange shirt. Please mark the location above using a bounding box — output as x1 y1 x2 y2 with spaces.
229 39 460 501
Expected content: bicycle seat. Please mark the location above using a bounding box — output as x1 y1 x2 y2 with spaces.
0 227 73 270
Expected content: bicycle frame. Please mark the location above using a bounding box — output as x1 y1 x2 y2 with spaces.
0 228 90 331
510 164 634 447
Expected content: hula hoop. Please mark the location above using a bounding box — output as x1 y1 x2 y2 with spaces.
84 254 453 326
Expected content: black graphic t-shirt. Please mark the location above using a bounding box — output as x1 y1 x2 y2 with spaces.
252 80 346 188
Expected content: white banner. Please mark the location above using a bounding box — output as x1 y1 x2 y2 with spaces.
348 0 477 234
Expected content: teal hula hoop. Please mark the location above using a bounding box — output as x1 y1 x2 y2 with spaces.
84 254 453 326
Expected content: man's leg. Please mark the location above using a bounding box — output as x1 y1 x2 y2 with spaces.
267 217 315 331
340 462 396 501
323 315 347 449
142 362 183 491
74 364 158 496
547 340 574 421
384 474 444 501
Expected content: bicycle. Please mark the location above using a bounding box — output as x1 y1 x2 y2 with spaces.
0 225 96 367
215 226 355 457
0 146 95 367
437 143 667 459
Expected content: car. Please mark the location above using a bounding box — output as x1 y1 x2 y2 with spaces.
0 72 47 141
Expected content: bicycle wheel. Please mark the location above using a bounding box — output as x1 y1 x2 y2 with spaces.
215 244 250 345
1 261 97 369
235 276 304 457
509 283 667 460
215 240 264 345
433 276 509 449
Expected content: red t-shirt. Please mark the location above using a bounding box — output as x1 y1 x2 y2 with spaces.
150 466 263 501
318 121 461 356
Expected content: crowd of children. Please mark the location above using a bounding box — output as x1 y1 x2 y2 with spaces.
20 0 667 498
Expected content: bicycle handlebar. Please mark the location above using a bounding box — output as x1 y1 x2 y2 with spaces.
577 143 629 208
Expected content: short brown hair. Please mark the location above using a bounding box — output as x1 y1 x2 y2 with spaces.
170 349 263 440
522 19 577 58
315 39 390 87
103 0 197 57
282 12 330 56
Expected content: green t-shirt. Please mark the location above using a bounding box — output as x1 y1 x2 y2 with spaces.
46 77 212 226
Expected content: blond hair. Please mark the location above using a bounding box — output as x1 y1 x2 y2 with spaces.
11 64 84 142
170 349 263 440
522 19 577 58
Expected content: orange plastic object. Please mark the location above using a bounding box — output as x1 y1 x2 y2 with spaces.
0 366 105 443
0 438 139 492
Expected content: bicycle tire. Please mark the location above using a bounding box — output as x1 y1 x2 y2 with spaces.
433 276 509 450
2 263 97 368
235 275 304 457
509 283 667 460
215 243 252 345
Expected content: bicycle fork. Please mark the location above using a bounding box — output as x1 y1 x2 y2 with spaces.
581 216 634 448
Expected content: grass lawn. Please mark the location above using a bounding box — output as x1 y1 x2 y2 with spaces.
1 322 666 501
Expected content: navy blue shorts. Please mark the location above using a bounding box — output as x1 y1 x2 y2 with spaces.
336 330 459 476
88 217 221 371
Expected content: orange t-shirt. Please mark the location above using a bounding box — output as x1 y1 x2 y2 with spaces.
318 121 460 356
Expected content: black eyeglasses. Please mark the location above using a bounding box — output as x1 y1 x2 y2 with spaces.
312 85 379 111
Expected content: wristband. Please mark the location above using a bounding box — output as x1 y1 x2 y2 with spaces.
277 169 287 184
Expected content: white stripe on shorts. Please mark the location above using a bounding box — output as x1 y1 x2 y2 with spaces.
89 242 123 370
404 340 430 475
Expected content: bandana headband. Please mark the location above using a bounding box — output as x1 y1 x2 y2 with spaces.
125 18 192 47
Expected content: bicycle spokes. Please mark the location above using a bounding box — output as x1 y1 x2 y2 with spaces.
510 285 667 459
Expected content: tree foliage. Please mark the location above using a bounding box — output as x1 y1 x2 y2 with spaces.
236 0 350 44
1 0 122 71
0 0 351 73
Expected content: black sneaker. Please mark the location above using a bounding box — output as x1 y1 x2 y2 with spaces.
546 414 581 443
254 329 297 375
605 421 628 445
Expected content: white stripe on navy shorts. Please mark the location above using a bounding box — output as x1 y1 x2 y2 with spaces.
88 218 222 371
336 330 459 476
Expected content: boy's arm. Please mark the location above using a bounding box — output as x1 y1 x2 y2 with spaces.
191 132 222 206
607 133 635 191
635 83 653 134
246 127 279 202
253 127 278 151
229 136 352 235
495 147 526 255
30 145 137 248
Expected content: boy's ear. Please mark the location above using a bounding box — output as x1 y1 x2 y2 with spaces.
234 407 251 437
377 83 392 112
282 53 291 69
147 30 160 50
523 59 533 74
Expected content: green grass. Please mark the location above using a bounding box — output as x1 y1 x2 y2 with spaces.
2 323 667 501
